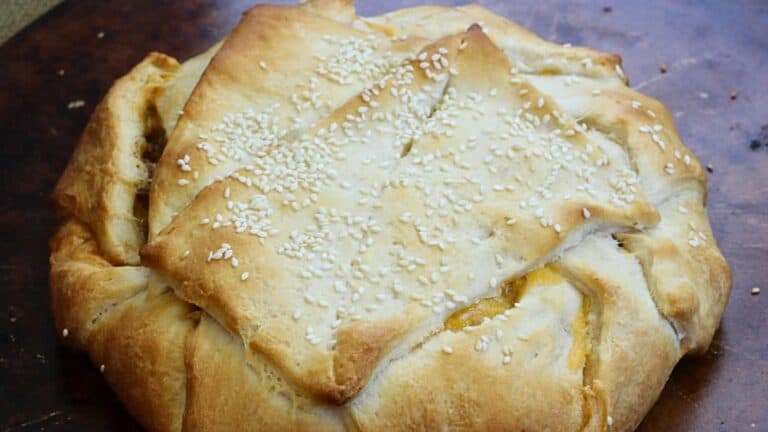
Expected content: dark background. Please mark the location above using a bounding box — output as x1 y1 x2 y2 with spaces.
0 0 766 430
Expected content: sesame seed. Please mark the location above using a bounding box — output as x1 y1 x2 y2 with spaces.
442 345 454 354
615 64 625 78
752 287 761 296
67 100 85 109
99 364 105 373
173 38 681 343
240 272 249 281
62 328 69 337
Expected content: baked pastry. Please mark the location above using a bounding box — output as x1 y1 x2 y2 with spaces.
50 0 731 430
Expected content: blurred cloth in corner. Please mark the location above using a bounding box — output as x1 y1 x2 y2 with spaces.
0 0 63 45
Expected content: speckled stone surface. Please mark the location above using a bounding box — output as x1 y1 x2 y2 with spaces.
0 1 765 430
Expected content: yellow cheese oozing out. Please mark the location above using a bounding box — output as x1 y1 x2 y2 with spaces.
567 296 590 372
443 266 563 331
361 20 399 37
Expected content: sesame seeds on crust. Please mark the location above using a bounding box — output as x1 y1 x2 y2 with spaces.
141 21 671 406
52 1 731 430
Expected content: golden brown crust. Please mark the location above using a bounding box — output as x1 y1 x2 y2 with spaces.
555 236 681 431
50 1 731 431
141 26 663 408
521 74 706 203
301 0 357 23
183 315 344 431
154 0 363 136
361 4 625 83
141 31 465 403
330 313 417 403
156 43 222 135
87 291 195 432
52 53 179 265
617 190 732 354
148 3 426 238
49 218 150 349
349 278 589 431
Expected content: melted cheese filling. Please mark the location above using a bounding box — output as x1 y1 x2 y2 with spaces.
567 296 590 372
444 266 590 372
444 266 562 331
